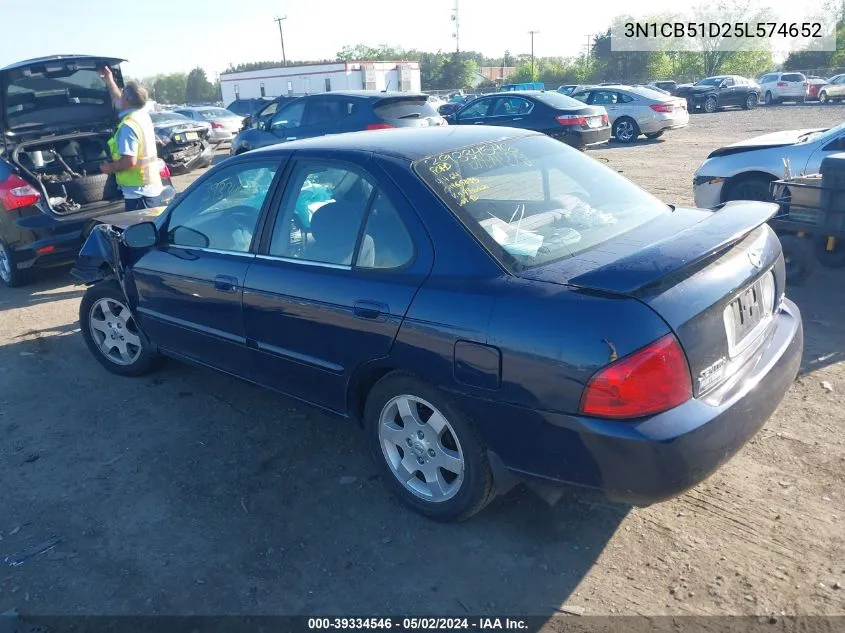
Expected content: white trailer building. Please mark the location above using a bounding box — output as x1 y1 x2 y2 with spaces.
220 61 422 105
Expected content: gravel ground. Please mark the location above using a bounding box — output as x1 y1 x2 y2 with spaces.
0 105 843 619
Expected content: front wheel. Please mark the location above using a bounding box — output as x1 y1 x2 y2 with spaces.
79 281 158 376
703 96 718 113
819 91 829 104
365 373 496 522
764 91 774 105
722 176 773 202
613 117 640 143
744 93 758 110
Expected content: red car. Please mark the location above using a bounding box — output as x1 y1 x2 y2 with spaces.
807 77 828 101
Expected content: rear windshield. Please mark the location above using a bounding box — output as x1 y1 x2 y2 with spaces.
532 91 584 109
198 108 237 119
151 112 189 123
4 65 111 130
374 98 440 120
781 73 806 82
413 135 669 272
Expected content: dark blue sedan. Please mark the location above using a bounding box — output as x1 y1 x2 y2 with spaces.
72 126 803 521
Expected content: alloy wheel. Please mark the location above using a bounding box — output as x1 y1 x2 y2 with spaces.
746 94 757 108
704 98 717 113
820 91 828 104
0 243 11 284
615 120 635 142
88 297 143 366
378 394 465 502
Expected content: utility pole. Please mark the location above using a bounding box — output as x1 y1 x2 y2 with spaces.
451 0 460 53
585 33 594 58
274 16 288 67
528 30 539 80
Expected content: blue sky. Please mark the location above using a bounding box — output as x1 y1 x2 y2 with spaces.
0 0 830 79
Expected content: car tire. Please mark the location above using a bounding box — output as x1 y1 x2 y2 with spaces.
703 96 718 113
744 93 758 109
613 117 640 143
0 241 26 288
816 236 845 269
64 173 117 205
779 234 816 285
364 372 496 522
819 91 829 104
722 175 773 202
764 91 774 106
79 281 158 377
644 131 664 139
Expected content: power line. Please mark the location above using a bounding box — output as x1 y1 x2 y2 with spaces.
274 16 288 67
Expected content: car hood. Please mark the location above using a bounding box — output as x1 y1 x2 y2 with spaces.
1 55 125 139
706 128 824 158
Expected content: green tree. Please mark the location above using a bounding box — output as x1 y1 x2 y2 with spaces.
185 67 215 103
151 73 187 104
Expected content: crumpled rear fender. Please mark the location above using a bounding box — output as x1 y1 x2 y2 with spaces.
70 224 124 285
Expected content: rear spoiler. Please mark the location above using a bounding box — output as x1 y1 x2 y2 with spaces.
568 201 779 296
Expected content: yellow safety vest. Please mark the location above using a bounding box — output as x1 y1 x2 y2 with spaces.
107 111 162 188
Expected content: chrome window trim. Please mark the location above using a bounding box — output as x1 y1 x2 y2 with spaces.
255 254 351 271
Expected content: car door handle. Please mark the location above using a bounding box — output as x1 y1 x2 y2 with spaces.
512 117 523 121
473 121 484 124
213 275 240 293
353 300 389 321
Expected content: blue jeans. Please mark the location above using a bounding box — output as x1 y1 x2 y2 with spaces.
124 196 158 212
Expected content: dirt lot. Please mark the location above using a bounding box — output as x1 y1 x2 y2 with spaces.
1 104 843 619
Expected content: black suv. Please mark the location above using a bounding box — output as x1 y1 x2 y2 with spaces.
0 55 173 287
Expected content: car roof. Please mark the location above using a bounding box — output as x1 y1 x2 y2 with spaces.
249 125 539 161
300 90 426 100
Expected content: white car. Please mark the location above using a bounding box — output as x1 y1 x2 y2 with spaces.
693 123 845 208
758 72 809 105
571 85 688 143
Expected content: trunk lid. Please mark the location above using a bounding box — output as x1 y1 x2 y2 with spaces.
1 55 125 139
518 202 785 397
373 96 446 128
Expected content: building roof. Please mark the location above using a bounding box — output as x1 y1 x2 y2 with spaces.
220 60 420 78
248 125 537 161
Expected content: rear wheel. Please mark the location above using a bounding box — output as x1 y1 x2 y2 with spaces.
764 91 774 106
722 175 774 202
703 96 718 113
0 241 25 288
79 281 158 376
613 117 640 143
744 93 758 110
365 373 496 522
645 131 664 139
779 234 816 285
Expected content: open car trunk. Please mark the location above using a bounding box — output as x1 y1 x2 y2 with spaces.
10 131 123 215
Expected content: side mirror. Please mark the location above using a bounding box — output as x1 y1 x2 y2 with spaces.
122 221 157 249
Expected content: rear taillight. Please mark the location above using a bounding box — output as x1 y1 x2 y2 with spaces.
777 82 787 87
366 123 394 130
650 103 674 113
159 162 171 179
556 114 588 126
211 122 224 129
601 113 608 125
579 334 692 419
0 174 41 211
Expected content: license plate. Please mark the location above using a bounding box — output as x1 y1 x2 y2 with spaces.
723 273 775 355
587 117 602 128
185 131 198 140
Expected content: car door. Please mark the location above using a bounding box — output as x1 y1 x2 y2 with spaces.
127 158 283 375
586 90 619 123
267 99 308 142
718 77 739 106
453 97 493 125
830 75 845 98
484 96 534 128
805 131 845 174
241 156 434 412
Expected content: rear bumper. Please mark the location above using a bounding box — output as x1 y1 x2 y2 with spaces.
553 126 611 148
639 113 689 134
164 142 215 175
209 129 236 142
457 300 802 505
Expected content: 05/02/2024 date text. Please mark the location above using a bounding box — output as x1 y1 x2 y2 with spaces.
307 618 530 630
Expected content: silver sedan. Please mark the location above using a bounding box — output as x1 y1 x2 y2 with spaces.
693 123 845 208
173 106 244 143
571 85 689 143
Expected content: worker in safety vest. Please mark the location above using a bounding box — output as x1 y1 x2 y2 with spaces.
98 67 163 211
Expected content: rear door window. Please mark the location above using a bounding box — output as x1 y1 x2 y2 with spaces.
456 99 492 120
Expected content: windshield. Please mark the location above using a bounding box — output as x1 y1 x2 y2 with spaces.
533 91 585 109
414 135 669 272
199 108 238 119
801 122 845 143
695 77 725 86
151 112 190 123
4 65 112 130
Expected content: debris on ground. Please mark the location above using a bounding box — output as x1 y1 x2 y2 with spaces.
3 536 61 567
557 605 586 616
821 381 834 393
